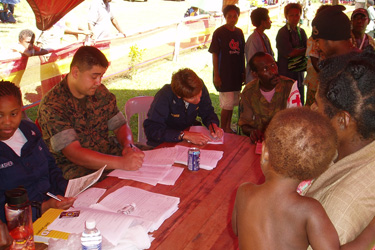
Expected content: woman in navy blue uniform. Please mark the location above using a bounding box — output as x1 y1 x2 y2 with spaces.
144 68 223 147
0 81 75 223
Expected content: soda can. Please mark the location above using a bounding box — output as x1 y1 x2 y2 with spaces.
188 147 200 171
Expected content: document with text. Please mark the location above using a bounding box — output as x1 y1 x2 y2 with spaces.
65 165 107 197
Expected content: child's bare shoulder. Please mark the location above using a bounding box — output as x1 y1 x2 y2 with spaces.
295 195 326 219
237 182 257 196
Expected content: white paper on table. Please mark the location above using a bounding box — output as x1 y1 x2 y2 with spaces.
174 145 224 170
65 165 107 197
108 165 171 186
189 126 224 144
142 147 177 167
73 187 106 208
97 186 180 232
47 207 134 245
158 167 184 185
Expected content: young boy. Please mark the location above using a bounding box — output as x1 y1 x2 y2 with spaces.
232 107 375 249
0 81 75 223
209 5 245 133
12 29 49 57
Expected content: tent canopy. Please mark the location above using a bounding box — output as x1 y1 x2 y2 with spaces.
27 0 84 30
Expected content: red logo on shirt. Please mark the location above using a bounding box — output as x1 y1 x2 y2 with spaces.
229 39 240 54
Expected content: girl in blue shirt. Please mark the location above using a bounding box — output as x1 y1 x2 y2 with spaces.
0 81 75 223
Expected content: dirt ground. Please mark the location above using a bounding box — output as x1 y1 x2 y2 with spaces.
0 0 192 48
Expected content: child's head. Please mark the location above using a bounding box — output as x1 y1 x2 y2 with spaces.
0 81 23 141
264 107 337 181
223 5 240 26
18 29 34 49
171 68 203 104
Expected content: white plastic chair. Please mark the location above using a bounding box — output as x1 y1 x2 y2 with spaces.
125 96 154 145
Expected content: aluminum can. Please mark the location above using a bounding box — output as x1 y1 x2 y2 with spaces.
188 147 200 171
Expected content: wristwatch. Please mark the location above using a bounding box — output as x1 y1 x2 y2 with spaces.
179 131 185 141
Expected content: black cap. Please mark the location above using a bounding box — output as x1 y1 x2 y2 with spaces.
5 187 29 207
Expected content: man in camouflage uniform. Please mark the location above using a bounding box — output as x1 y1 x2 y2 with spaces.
37 46 144 179
239 52 294 144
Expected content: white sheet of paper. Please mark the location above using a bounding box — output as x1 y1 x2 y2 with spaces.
174 145 224 170
73 187 106 208
65 165 106 197
142 147 177 167
108 165 171 186
47 207 134 245
97 186 180 232
189 126 224 144
158 167 184 185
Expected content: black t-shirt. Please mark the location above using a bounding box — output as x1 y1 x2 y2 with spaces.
209 25 245 92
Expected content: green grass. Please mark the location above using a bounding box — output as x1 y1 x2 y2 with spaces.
23 1 345 138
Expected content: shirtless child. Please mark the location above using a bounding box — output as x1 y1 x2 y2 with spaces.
232 107 375 250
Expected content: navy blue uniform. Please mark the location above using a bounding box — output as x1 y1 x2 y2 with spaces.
0 120 67 222
144 84 219 147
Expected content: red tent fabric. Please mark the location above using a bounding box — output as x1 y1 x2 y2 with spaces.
26 0 84 31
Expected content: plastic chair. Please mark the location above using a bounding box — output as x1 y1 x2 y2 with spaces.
125 96 154 145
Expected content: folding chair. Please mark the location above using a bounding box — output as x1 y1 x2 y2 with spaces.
124 96 154 145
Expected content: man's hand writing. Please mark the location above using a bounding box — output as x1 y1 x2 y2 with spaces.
120 147 145 170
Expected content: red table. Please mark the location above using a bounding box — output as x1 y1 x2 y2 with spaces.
95 133 264 249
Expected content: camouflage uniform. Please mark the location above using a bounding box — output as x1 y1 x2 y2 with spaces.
37 77 126 179
239 76 294 134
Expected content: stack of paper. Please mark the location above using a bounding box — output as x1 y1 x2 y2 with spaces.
174 145 224 170
94 186 180 232
45 186 180 245
109 142 224 185
108 147 183 186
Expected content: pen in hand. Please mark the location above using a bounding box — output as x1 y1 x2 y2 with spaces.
46 192 62 202
211 122 216 136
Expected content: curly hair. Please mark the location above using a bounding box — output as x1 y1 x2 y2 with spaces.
0 80 22 106
284 3 302 17
171 68 203 98
250 8 269 27
265 107 337 181
318 47 375 140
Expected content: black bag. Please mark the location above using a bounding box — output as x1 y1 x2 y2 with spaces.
287 55 307 72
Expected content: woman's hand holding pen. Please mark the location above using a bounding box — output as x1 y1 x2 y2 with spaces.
41 195 76 214
183 131 211 145
210 123 224 139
